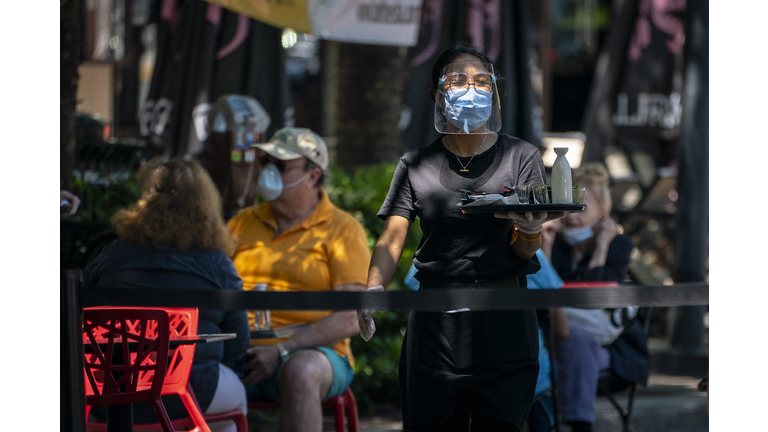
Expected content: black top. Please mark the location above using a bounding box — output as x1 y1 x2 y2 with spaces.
550 233 650 386
84 239 251 416
550 234 634 283
378 134 547 285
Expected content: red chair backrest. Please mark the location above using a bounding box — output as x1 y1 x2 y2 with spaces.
82 308 170 407
154 308 198 396
85 306 199 397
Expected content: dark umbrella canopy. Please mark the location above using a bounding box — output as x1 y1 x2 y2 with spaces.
139 0 287 166
401 0 544 151
580 0 687 168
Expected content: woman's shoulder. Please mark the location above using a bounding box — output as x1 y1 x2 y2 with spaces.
497 134 539 154
183 246 232 261
88 239 146 267
609 234 635 256
611 233 634 247
172 248 243 290
83 239 152 287
401 137 445 163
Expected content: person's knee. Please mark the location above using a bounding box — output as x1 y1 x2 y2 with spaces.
278 350 332 400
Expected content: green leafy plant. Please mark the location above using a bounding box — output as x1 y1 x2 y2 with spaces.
69 170 142 224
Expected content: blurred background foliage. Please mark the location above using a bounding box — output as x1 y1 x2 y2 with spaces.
68 171 142 223
326 162 420 415
61 171 142 270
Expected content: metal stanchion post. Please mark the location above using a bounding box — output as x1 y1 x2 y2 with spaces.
62 269 86 432
668 0 709 378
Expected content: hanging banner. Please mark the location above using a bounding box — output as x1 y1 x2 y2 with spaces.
580 0 687 170
140 0 288 163
610 0 686 167
204 0 313 33
204 0 423 46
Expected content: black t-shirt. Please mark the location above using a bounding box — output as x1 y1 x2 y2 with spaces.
378 133 547 285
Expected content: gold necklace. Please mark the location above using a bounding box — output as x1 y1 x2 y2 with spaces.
449 133 488 173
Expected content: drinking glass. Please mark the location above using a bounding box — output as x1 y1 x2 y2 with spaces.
516 185 530 204
533 185 549 204
572 187 586 203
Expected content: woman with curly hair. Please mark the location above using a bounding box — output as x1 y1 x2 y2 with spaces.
84 157 251 432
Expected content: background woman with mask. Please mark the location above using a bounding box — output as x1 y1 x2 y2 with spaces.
540 162 649 432
358 44 565 432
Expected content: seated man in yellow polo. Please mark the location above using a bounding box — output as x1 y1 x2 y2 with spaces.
227 127 370 432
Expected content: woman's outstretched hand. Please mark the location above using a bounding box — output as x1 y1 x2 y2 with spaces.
358 285 384 342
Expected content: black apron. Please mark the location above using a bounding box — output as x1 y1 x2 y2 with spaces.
399 276 539 431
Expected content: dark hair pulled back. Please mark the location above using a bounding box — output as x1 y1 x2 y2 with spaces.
430 42 497 94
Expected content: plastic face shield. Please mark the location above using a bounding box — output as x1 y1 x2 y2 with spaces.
434 62 501 134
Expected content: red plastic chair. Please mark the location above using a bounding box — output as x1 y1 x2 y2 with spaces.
85 307 247 432
83 308 175 432
247 386 359 432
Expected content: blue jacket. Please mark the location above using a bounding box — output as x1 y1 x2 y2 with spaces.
84 239 251 416
526 249 564 396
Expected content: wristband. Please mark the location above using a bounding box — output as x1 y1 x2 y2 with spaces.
275 342 290 363
509 228 519 245
518 231 542 241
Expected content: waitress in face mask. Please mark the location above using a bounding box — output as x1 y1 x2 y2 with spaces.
540 162 644 432
358 44 565 432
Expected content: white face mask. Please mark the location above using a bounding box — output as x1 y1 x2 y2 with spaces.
257 163 310 201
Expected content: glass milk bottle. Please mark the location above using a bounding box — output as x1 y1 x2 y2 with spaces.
551 148 573 204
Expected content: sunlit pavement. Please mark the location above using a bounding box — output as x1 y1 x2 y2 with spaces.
347 374 707 432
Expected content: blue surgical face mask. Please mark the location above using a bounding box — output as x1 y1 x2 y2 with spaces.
561 219 600 245
257 162 310 201
561 225 594 245
443 88 493 133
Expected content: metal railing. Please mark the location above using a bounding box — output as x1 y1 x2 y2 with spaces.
63 269 708 432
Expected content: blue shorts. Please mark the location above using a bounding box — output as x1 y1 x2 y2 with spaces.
245 346 354 403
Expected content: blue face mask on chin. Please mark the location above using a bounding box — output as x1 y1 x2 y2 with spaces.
561 219 600 245
444 88 493 133
561 225 594 245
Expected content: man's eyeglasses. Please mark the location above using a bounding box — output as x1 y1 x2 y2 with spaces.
439 72 496 96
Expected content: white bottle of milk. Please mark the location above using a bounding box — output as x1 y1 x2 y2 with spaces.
551 148 573 204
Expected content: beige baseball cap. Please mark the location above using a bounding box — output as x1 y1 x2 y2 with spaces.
252 127 329 171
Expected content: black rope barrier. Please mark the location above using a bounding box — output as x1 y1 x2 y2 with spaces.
82 283 708 311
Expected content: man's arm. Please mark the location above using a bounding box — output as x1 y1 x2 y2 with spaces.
279 283 365 353
241 283 364 385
